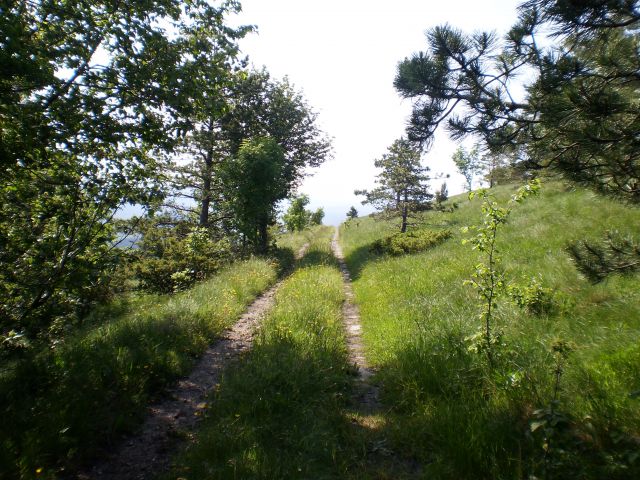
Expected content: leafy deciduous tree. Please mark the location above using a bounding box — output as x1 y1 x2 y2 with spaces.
166 69 332 244
222 137 287 253
0 0 247 341
310 208 325 225
452 146 483 191
283 195 311 232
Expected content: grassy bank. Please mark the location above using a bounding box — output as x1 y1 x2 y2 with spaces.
0 254 286 479
168 227 367 478
340 182 640 478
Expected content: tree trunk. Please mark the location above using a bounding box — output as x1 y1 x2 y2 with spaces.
401 190 408 233
257 220 269 254
199 147 214 227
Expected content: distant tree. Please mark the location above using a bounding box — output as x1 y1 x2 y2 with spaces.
435 182 449 205
346 206 359 220
222 137 286 253
310 208 325 225
219 70 332 196
283 195 312 232
452 146 482 191
481 152 522 188
355 138 433 233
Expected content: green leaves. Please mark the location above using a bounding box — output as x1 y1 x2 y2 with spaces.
452 145 482 192
463 180 540 366
222 137 287 252
166 68 331 250
283 195 312 232
0 0 249 343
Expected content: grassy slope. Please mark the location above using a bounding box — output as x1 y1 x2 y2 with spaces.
340 182 640 479
0 249 298 479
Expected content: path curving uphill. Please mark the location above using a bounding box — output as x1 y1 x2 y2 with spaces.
331 227 380 412
80 243 309 480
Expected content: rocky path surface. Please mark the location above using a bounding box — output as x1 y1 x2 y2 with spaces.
331 228 380 412
79 244 309 480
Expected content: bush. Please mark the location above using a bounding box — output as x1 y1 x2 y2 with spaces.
134 228 233 294
370 229 452 256
507 277 558 316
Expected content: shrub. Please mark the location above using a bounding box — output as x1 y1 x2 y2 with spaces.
507 277 558 316
134 228 233 293
370 229 452 256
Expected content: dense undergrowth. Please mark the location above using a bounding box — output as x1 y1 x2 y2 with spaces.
0 232 310 480
340 181 640 479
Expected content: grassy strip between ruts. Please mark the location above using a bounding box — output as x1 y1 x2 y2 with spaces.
0 251 294 480
166 227 368 479
340 181 640 479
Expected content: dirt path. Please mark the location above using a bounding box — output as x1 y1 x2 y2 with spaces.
332 229 423 477
79 244 309 480
331 228 380 412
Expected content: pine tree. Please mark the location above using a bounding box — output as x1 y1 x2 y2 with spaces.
355 138 433 232
394 0 640 202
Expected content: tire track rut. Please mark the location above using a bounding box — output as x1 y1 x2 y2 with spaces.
331 228 380 413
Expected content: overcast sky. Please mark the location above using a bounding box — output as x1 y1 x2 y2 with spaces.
231 0 521 225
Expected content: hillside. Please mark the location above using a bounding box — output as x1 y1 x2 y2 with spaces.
340 181 640 478
3 183 638 479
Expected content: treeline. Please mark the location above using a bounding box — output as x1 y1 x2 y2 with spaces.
0 1 330 349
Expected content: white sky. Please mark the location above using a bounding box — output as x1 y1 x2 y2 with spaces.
232 0 521 225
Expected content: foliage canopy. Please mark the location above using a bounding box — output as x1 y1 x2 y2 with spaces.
0 0 249 341
394 0 640 201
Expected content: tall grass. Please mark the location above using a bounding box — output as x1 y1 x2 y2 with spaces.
275 227 315 252
0 257 279 479
340 182 640 478
167 227 367 479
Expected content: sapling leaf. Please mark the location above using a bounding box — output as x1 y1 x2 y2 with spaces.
530 420 546 432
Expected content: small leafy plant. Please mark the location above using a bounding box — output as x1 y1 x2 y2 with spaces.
463 180 541 366
529 340 575 479
508 276 558 316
